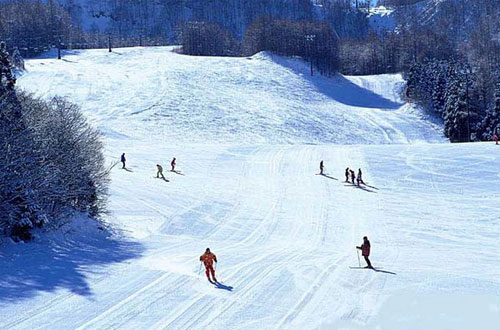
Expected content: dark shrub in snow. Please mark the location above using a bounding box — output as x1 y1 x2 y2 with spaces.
1 45 108 241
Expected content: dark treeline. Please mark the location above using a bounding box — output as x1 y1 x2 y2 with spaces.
0 0 83 57
0 0 171 57
181 18 340 75
397 0 500 142
0 0 370 56
243 19 340 75
0 43 109 241
91 0 315 39
405 60 500 143
181 22 239 57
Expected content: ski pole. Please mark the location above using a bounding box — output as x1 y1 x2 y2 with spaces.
198 262 202 276
356 249 361 267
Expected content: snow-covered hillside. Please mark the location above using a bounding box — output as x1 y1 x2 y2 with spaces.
1 47 499 329
17 47 444 145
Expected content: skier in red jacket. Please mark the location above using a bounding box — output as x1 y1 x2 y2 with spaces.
200 248 218 283
494 134 499 145
356 236 373 269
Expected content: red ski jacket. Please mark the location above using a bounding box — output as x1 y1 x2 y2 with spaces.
200 252 217 267
361 243 370 256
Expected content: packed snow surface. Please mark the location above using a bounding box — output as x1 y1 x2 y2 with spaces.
1 47 499 330
17 47 443 145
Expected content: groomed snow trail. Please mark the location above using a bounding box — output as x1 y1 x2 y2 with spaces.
1 48 499 329
16 47 444 145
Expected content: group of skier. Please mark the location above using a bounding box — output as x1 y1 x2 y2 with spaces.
320 162 366 187
119 153 178 179
156 158 177 179
344 167 365 186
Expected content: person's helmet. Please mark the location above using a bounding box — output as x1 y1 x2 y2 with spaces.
206 248 210 253
363 236 368 240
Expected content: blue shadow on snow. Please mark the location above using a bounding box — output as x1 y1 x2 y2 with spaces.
214 282 234 291
271 56 403 110
0 225 143 303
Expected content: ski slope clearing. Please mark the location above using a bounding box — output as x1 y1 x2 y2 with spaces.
1 47 498 329
1 142 499 329
17 47 444 145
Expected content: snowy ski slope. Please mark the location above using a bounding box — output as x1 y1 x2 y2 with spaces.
1 47 499 330
16 47 444 145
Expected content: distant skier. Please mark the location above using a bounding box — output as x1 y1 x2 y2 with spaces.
121 153 126 169
350 169 355 184
319 160 324 175
171 157 177 172
357 169 365 186
156 164 165 179
356 236 373 269
345 167 350 182
200 248 218 283
494 134 499 145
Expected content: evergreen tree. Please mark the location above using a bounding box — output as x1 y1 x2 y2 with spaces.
431 61 447 115
444 75 470 142
481 84 500 140
0 41 16 97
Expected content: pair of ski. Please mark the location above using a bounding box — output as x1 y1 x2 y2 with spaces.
349 266 382 270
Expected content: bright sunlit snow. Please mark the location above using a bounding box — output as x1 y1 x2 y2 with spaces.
1 47 498 330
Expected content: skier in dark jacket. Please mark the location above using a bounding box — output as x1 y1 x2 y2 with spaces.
356 236 373 268
350 169 355 184
121 153 126 169
345 168 350 182
156 164 165 179
357 169 365 186
319 160 324 175
171 157 176 172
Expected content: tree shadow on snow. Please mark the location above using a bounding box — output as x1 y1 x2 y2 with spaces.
271 56 402 110
0 224 143 303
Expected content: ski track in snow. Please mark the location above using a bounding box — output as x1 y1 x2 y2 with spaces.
1 47 499 329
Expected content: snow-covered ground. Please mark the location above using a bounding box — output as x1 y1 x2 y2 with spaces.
17 47 444 145
1 47 499 329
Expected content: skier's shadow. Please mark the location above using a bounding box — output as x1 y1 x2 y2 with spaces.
344 184 377 194
318 174 338 180
214 282 233 291
373 268 397 275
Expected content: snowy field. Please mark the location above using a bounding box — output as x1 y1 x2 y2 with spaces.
1 47 499 329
